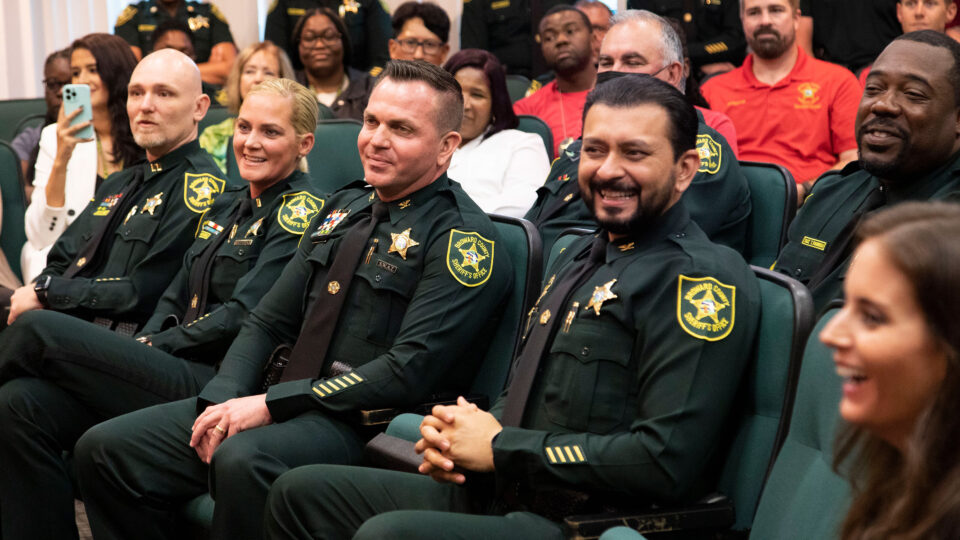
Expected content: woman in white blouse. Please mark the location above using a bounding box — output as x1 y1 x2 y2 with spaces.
444 49 550 218
22 34 141 282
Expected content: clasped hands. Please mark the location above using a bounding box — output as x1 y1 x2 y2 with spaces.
415 396 503 484
189 394 273 463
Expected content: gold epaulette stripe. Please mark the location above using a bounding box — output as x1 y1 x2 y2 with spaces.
545 444 586 464
705 42 729 54
94 277 124 282
312 373 364 398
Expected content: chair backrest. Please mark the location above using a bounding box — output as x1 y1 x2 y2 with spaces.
740 161 797 268
468 215 543 402
0 141 28 281
715 266 815 531
198 106 234 135
517 114 554 160
224 135 242 184
750 306 851 540
0 98 46 142
317 102 336 120
13 114 46 141
307 119 364 194
506 74 532 103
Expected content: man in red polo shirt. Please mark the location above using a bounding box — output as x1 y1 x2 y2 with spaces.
701 0 861 197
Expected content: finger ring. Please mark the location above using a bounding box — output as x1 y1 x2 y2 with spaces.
214 424 226 434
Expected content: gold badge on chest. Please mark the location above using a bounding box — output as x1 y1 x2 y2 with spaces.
141 192 164 215
389 228 419 260
585 279 618 316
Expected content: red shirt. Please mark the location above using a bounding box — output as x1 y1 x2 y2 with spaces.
513 80 590 158
701 47 861 182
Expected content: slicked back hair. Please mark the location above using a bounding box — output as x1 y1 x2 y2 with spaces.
374 60 464 134
583 74 698 159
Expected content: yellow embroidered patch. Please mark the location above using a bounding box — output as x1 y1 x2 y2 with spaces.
116 5 138 26
801 236 827 251
278 191 324 234
677 275 736 341
183 173 226 214
491 0 510 8
446 230 495 287
545 445 586 464
696 134 722 174
312 372 364 398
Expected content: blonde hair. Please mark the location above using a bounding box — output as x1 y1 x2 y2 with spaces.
244 78 319 172
225 41 296 114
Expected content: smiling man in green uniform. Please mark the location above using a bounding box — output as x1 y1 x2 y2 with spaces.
3 49 225 335
525 10 750 256
75 60 513 540
265 0 392 74
261 74 761 540
0 79 324 540
773 31 960 312
115 0 237 85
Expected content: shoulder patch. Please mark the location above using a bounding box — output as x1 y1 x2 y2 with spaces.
696 134 722 175
446 229 495 287
116 5 138 26
268 0 279 13
525 79 542 98
677 275 736 341
208 3 228 22
183 173 226 213
278 191 324 234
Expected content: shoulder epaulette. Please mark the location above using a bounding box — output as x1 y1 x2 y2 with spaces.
116 5 138 26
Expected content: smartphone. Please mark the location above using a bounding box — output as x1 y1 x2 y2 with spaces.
62 84 94 140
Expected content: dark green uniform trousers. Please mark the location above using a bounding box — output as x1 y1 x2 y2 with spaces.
264 465 563 540
0 310 215 539
75 398 366 540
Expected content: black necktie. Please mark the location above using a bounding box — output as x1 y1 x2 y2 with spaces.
182 198 253 324
807 185 886 289
499 236 608 427
280 201 390 382
63 166 145 279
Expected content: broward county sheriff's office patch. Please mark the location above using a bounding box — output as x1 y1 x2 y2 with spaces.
184 173 225 213
677 275 735 341
278 192 323 234
447 230 494 287
696 134 722 175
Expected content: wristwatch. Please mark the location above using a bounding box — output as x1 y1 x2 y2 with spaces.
34 275 52 307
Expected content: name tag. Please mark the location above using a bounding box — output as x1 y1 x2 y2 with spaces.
801 236 827 251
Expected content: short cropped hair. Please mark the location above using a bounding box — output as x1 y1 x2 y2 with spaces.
245 78 320 172
443 49 518 137
150 19 193 52
894 30 960 106
391 1 451 44
609 10 684 68
225 41 296 114
741 0 800 12
538 5 592 33
574 0 613 15
292 8 353 70
583 74 698 159
374 60 464 134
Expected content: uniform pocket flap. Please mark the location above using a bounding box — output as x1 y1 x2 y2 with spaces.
548 317 633 366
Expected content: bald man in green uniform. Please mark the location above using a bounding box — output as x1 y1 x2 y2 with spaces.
114 0 237 85
75 61 513 540
265 0 392 74
4 49 226 333
262 72 760 540
526 11 750 256
773 31 960 312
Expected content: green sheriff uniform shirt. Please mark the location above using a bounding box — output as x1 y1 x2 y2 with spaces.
490 202 760 506
461 0 571 78
139 171 324 362
40 140 226 328
265 0 391 74
773 152 960 312
627 0 746 71
525 111 751 256
114 1 235 63
197 175 514 419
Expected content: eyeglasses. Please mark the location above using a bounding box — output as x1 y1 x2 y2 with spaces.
301 31 342 47
43 78 70 93
395 38 443 55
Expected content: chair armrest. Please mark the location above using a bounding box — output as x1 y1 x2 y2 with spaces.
563 496 735 540
364 433 422 474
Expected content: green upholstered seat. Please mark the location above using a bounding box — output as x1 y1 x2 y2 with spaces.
0 140 28 282
740 161 797 268
505 74 532 103
307 119 364 195
198 106 233 135
517 114 554 160
0 98 46 142
748 307 850 540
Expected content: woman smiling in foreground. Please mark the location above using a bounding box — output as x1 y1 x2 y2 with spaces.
822 201 960 539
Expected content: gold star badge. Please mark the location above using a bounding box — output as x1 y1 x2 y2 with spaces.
389 228 419 260
458 242 488 272
584 279 618 316
141 192 164 215
687 287 729 325
246 218 264 237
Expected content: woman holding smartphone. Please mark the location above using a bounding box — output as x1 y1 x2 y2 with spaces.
821 201 960 539
21 33 141 282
